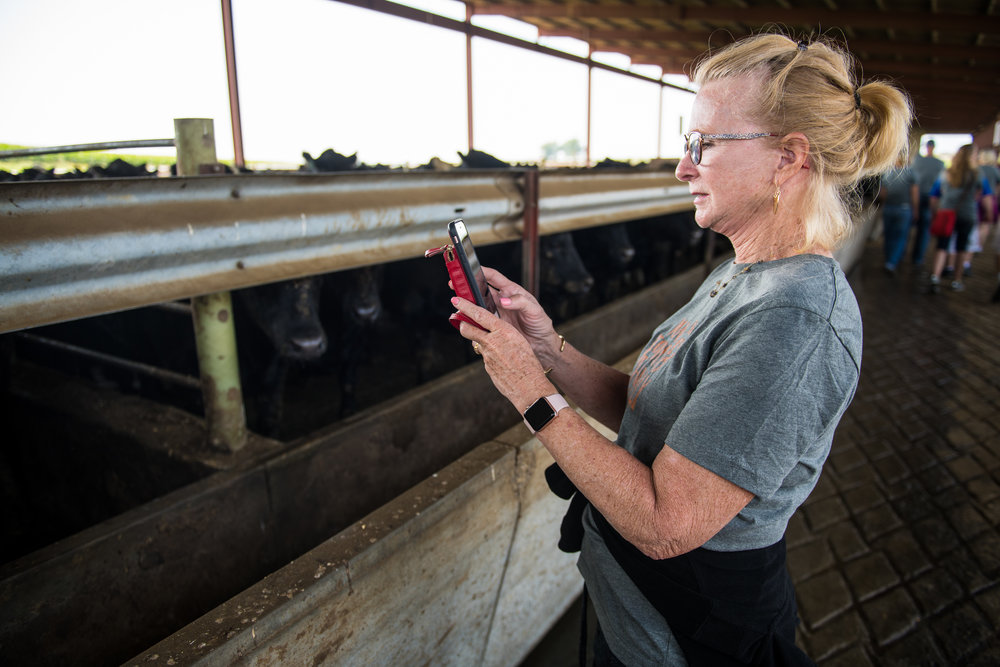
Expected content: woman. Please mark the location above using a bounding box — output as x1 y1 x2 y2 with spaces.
928 144 995 293
878 154 919 275
451 34 911 665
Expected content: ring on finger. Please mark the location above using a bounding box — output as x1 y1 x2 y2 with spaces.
472 341 481 355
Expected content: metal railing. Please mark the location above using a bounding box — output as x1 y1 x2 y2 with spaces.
0 139 175 160
0 167 689 334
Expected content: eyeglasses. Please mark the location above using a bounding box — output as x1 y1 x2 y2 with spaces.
683 131 779 166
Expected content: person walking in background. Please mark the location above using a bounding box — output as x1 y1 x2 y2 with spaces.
878 155 919 275
910 139 945 268
943 148 998 279
980 149 1000 301
928 144 995 293
992 224 1000 303
978 148 999 242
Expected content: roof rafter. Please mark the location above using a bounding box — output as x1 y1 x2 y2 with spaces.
471 2 1000 35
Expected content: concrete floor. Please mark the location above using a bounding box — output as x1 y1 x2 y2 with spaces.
520 238 1000 665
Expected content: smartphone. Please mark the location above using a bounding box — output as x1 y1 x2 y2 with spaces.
448 219 497 313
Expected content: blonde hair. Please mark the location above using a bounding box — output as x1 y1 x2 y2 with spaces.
946 145 977 188
693 33 913 250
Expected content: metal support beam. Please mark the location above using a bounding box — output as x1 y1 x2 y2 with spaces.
586 46 593 167
0 139 174 159
190 290 247 451
465 4 475 153
174 118 247 452
521 170 540 297
220 0 246 170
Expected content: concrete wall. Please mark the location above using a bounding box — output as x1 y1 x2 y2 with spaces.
128 416 624 666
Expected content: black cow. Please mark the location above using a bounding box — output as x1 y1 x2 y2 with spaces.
380 253 477 385
234 265 385 436
235 276 328 434
627 213 708 284
457 149 513 169
0 159 157 181
572 222 638 310
302 148 358 172
593 157 633 169
301 148 395 173
11 265 383 440
320 265 384 416
382 230 595 386
87 159 156 178
536 232 595 321
474 232 594 325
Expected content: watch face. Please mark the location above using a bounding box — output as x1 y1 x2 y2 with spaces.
525 397 556 431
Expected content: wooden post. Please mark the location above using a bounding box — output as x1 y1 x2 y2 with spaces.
174 118 248 452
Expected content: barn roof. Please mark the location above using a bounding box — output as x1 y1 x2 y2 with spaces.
463 0 1000 137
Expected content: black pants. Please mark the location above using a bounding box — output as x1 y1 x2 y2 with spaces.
935 214 975 252
592 511 811 666
593 623 627 667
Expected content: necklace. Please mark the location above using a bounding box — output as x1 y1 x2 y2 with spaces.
709 262 759 297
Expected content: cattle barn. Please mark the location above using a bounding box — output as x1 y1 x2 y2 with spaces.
1 1 998 665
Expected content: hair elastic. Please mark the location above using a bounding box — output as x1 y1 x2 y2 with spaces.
796 40 809 51
854 90 861 110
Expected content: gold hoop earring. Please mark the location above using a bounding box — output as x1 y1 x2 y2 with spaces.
772 187 781 215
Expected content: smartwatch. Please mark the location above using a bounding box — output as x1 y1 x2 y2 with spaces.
523 394 570 434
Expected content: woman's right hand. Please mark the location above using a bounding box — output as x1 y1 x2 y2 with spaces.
483 267 564 364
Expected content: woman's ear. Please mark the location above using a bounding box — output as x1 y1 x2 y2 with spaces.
777 132 811 175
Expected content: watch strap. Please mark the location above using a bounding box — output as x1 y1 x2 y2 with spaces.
523 393 570 434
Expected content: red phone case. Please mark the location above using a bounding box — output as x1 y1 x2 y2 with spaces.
424 244 486 330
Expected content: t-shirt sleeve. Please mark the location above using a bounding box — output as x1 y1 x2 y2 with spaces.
663 306 859 498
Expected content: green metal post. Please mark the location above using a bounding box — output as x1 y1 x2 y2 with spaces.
175 118 248 451
190 291 247 451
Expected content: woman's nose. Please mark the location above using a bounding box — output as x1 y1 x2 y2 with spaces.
675 150 696 181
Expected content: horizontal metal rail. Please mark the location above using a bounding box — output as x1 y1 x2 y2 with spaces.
16 333 202 389
0 139 176 159
0 169 690 333
539 170 692 233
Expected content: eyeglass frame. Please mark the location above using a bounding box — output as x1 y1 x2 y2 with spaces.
683 131 780 166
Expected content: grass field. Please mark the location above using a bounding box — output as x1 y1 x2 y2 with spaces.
0 142 180 175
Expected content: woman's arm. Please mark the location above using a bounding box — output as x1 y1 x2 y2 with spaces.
535 411 753 560
543 342 630 432
983 194 996 223
451 295 753 560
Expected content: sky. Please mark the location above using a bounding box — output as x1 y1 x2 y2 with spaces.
0 0 971 168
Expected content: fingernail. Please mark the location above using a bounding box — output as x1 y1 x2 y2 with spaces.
451 297 460 306
500 297 512 306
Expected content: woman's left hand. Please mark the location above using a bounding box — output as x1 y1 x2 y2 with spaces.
451 296 555 412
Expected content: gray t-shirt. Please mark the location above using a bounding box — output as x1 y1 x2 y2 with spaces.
578 254 862 665
881 166 917 207
911 154 945 194
932 176 987 223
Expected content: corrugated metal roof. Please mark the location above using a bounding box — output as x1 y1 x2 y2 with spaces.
466 0 1000 135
